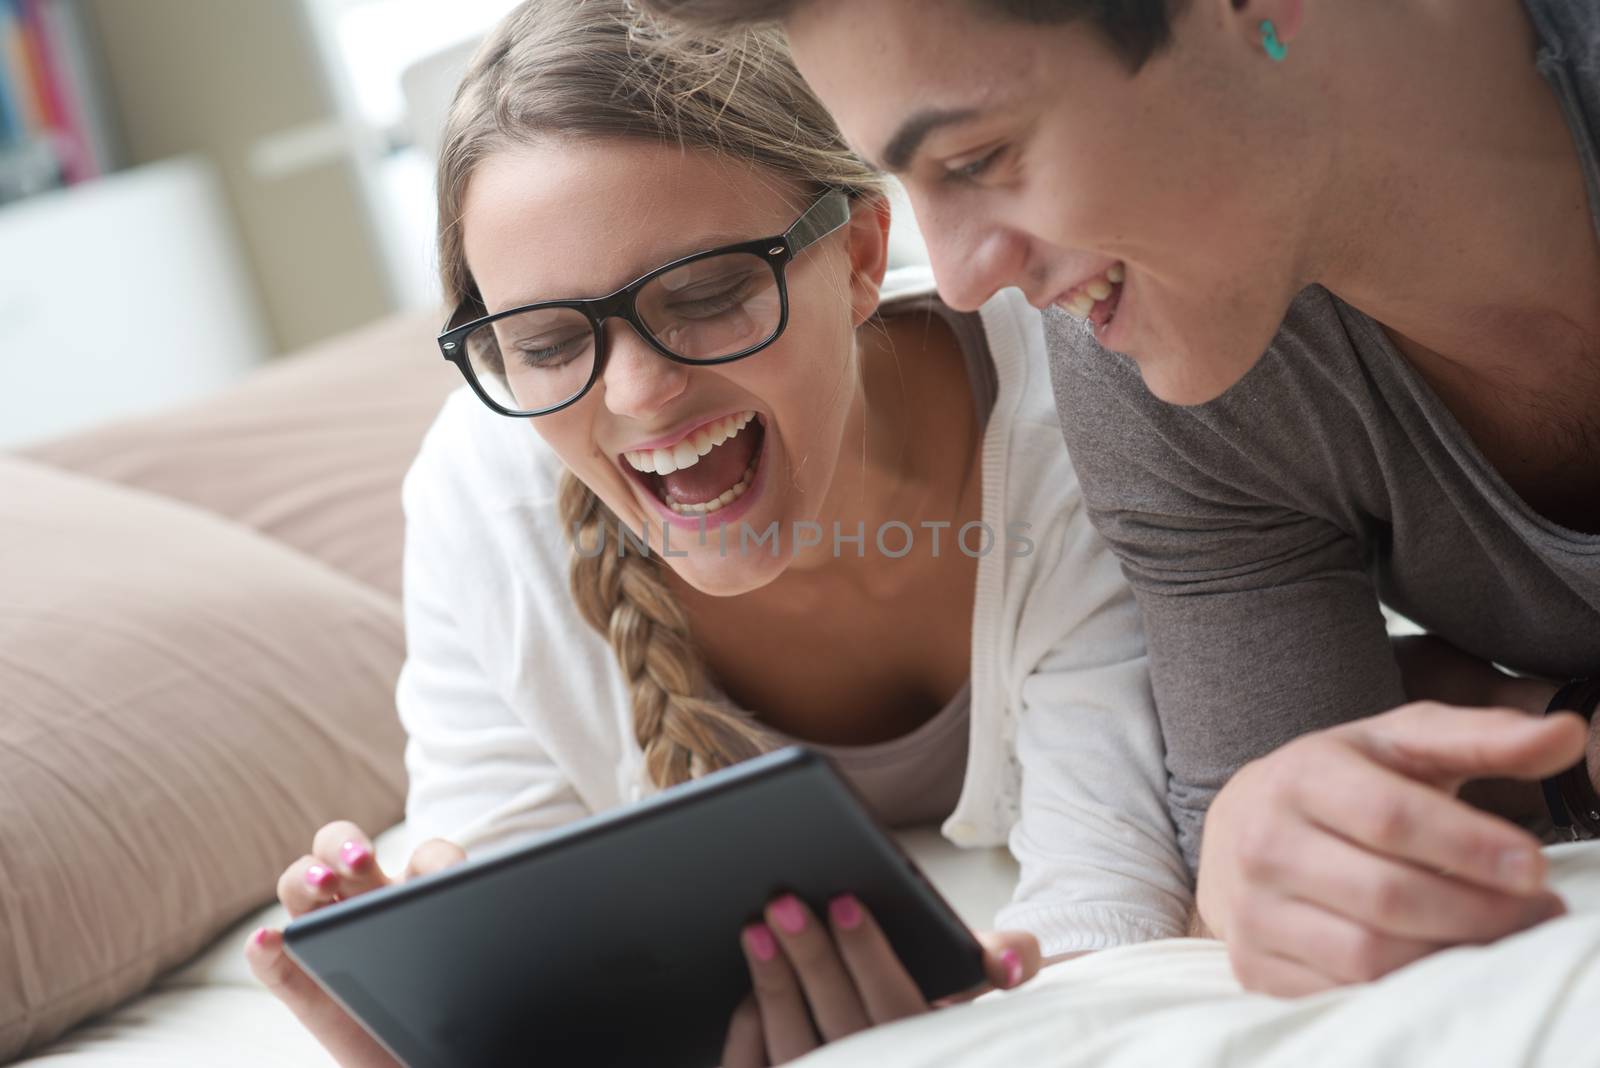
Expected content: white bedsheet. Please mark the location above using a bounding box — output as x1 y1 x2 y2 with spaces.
804 842 1600 1068
19 831 1600 1067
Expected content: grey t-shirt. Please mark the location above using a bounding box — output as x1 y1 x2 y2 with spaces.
1049 0 1600 870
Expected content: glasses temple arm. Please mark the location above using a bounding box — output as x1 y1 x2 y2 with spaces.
783 189 853 254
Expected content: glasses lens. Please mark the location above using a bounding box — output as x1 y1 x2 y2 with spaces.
636 252 781 361
461 306 596 414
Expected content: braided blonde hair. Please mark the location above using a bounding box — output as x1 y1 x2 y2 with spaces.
437 0 884 787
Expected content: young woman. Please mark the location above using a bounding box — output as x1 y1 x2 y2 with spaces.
641 0 1600 999
244 2 1191 1063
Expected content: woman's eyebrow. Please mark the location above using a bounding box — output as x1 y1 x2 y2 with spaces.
877 107 981 172
490 226 774 311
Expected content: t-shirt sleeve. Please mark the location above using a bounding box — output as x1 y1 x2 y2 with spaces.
1045 311 1406 870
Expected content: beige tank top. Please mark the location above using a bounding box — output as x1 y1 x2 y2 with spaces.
756 296 996 828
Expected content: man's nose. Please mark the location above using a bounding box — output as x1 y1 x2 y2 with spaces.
920 214 1030 312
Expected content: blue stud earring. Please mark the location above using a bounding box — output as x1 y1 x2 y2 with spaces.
1260 19 1287 62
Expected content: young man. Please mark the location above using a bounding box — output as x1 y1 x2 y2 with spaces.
642 0 1600 995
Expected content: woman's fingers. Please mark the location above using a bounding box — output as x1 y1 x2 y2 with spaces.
244 927 401 1068
932 930 1042 1006
764 894 871 1041
403 838 469 881
825 894 926 1023
278 853 343 918
721 994 769 1068
742 922 818 1064
312 821 386 896
975 929 1041 992
279 822 396 917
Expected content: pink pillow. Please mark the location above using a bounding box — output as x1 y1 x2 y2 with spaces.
0 457 408 1060
20 312 459 601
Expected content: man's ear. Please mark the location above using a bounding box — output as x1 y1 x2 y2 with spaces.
843 193 893 327
1224 0 1305 54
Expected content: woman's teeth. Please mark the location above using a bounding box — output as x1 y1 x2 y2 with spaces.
664 454 759 516
1059 262 1125 322
624 410 754 476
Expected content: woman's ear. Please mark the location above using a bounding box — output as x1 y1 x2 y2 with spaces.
843 193 893 327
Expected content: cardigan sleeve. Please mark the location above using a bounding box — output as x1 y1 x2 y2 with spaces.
993 501 1193 955
395 402 589 857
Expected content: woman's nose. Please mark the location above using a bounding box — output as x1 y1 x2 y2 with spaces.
597 320 690 420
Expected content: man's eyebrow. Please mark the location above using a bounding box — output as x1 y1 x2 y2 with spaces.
877 107 982 172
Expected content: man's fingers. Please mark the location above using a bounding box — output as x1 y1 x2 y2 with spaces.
1253 820 1565 943
1292 741 1549 895
1363 704 1587 787
1229 945 1342 998
826 895 926 1023
1231 894 1441 985
402 838 468 881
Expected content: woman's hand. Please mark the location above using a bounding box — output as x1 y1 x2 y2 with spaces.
243 820 468 1068
721 893 1039 1067
1195 702 1582 997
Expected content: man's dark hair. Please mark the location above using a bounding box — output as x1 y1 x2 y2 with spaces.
636 0 1186 72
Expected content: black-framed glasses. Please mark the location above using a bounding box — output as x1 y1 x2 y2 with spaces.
437 188 853 418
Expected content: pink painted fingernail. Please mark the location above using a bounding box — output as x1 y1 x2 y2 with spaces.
340 841 373 871
1001 948 1023 988
744 923 778 962
305 864 336 890
770 895 807 935
829 894 863 930
250 927 277 949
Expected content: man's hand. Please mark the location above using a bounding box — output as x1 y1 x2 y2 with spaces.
1196 702 1585 996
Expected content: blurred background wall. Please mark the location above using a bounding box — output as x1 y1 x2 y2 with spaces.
0 0 924 447
84 0 393 354
0 0 516 446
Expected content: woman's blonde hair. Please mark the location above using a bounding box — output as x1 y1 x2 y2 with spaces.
436 0 884 788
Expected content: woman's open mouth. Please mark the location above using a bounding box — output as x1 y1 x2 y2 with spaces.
621 410 766 520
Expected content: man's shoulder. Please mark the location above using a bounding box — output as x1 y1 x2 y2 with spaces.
1527 0 1600 70
1047 285 1349 424
1043 286 1379 526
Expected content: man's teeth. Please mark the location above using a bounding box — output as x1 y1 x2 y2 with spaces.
663 454 759 516
624 410 754 476
1060 264 1125 321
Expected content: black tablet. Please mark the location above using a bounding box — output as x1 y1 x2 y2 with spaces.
283 746 987 1067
